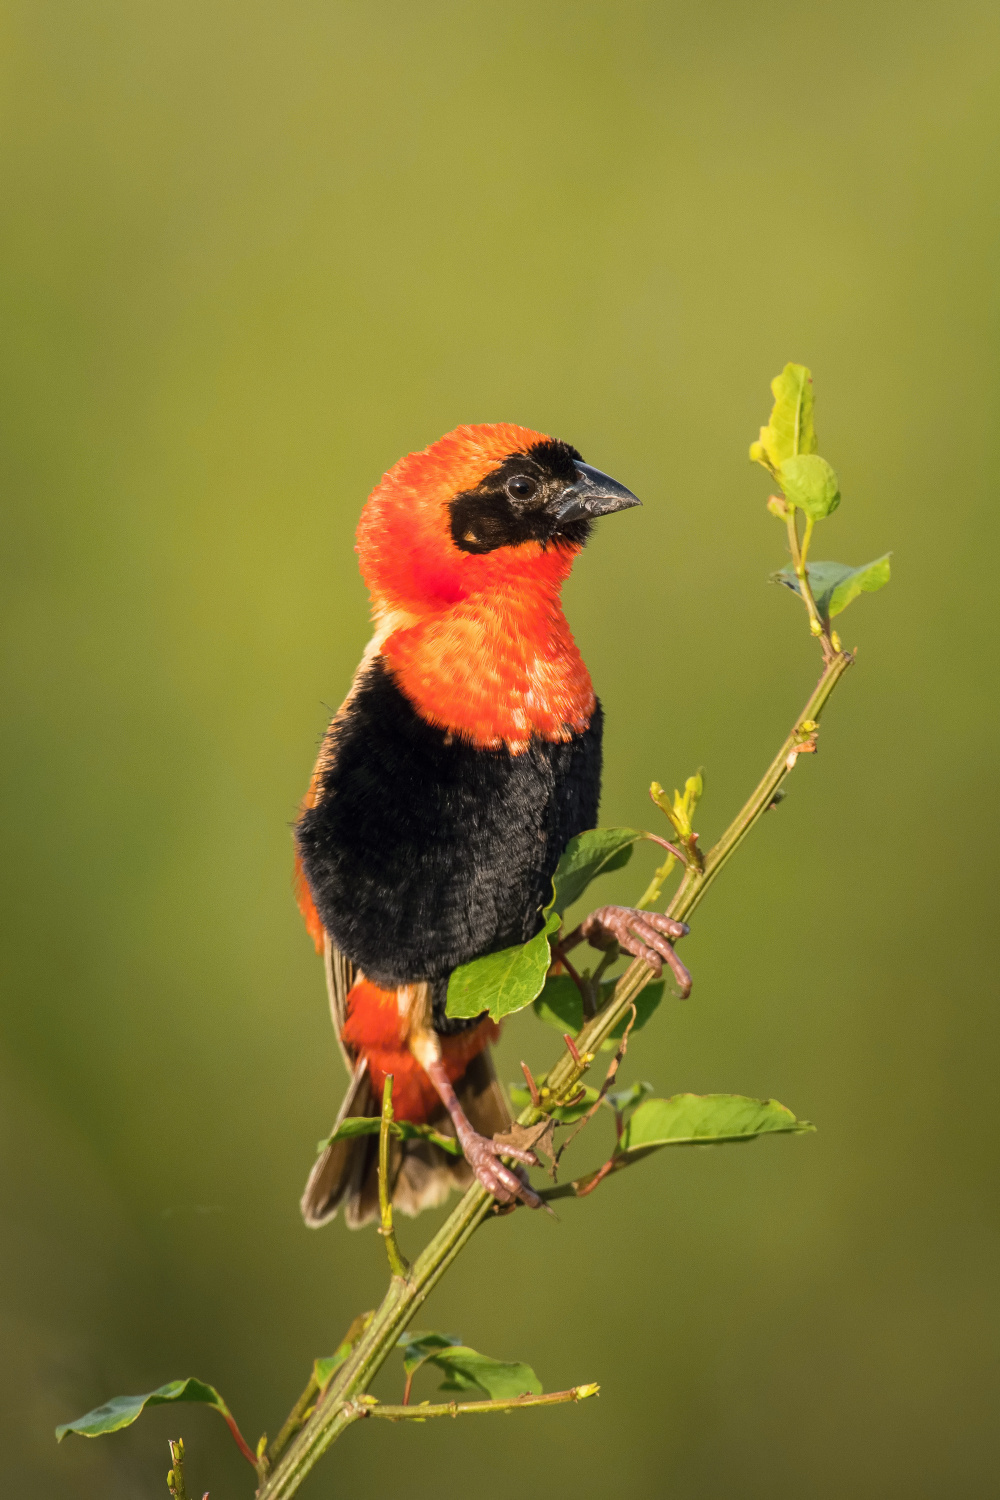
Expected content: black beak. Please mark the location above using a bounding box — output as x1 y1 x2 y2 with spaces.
553 462 642 524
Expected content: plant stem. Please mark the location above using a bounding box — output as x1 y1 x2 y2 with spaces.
524 647 854 1111
266 1310 374 1470
265 1377 317 1473
635 849 676 911
785 509 827 646
378 1077 410 1279
354 1385 600 1420
167 1439 190 1500
257 1185 495 1498
257 646 854 1500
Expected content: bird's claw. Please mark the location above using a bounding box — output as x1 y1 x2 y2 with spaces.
581 905 692 997
459 1130 541 1208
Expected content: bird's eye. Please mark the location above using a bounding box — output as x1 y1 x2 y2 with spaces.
505 475 538 503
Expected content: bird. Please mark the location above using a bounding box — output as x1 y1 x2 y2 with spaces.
294 423 690 1227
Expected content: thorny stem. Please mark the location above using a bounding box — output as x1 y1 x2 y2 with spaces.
257 646 854 1500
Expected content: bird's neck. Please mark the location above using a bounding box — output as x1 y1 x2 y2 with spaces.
377 579 595 753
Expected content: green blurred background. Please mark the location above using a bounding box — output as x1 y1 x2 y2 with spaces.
2 1 998 1494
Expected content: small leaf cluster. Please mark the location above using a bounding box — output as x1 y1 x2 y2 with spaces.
751 362 890 631
750 362 840 520
651 772 703 848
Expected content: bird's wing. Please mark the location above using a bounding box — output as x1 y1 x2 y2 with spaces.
323 930 357 1077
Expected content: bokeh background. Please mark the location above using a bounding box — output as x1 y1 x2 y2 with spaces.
2 2 998 1495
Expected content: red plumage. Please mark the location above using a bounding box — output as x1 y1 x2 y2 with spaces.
341 979 498 1123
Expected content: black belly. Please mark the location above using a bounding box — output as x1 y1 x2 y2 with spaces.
295 655 603 994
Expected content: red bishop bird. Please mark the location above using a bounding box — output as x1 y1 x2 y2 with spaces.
294 423 690 1226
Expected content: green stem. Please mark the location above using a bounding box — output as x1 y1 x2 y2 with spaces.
257 1185 495 1499
265 1377 316 1475
785 509 827 646
635 848 676 911
257 647 855 1500
167 1439 190 1500
356 1385 600 1420
378 1077 411 1279
266 1310 374 1471
527 646 854 1106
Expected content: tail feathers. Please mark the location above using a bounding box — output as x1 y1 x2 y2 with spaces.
300 1058 374 1228
301 1048 511 1229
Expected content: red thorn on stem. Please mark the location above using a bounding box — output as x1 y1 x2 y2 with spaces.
563 1033 582 1064
520 1061 541 1107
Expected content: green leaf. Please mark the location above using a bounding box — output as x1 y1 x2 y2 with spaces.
533 975 664 1050
316 1115 463 1156
435 1349 542 1399
444 827 645 1024
314 1311 375 1389
749 363 816 473
778 453 840 519
549 827 643 916
314 1352 350 1387
445 909 561 1023
603 1079 654 1120
509 1079 600 1123
397 1331 463 1379
56 1378 232 1442
772 554 891 619
398 1333 542 1400
616 1094 814 1159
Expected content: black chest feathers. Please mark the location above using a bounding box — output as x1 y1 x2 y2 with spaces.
295 655 603 991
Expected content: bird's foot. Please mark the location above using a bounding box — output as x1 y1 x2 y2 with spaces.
580 906 692 997
421 1052 542 1208
457 1127 542 1208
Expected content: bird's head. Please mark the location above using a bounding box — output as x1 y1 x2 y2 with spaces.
355 423 640 618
